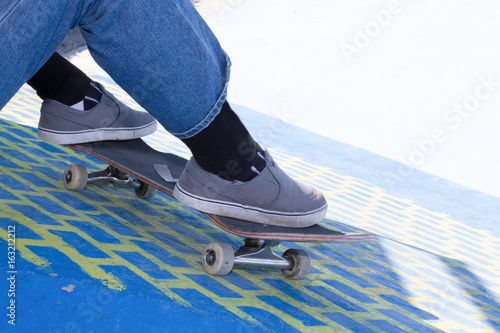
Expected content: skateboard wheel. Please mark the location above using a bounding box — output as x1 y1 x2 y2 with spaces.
134 183 157 199
202 242 234 276
63 164 88 191
281 249 311 280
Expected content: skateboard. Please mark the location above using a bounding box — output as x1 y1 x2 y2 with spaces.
64 139 374 279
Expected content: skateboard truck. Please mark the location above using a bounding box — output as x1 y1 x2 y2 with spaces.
202 238 311 280
63 164 157 198
234 239 290 269
88 166 141 188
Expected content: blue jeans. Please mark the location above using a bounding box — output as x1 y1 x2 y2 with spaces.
0 0 230 139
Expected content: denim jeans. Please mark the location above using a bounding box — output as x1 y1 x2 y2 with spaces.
0 0 230 139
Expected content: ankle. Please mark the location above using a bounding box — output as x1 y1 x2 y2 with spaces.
182 101 265 182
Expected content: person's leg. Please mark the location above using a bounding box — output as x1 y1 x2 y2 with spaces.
0 0 84 110
182 101 266 182
79 0 327 226
0 1 155 144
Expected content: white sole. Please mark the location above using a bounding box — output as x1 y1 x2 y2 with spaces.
38 121 157 144
173 184 327 228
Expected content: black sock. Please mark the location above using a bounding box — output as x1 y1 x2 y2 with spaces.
27 52 102 110
182 101 266 182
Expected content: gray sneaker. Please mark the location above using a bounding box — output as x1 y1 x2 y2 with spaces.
38 83 157 144
173 149 328 228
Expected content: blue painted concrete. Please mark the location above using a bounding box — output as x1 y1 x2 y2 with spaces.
0 83 498 332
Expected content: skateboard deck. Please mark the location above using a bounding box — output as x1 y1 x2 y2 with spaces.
65 139 374 279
